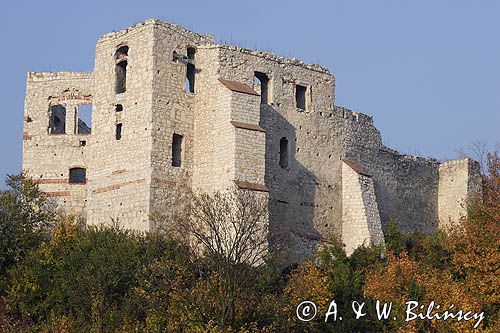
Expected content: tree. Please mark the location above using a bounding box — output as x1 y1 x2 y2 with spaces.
130 234 195 332
158 188 270 330
454 140 491 174
6 221 144 331
444 152 500 330
280 261 331 333
364 152 500 332
0 174 55 282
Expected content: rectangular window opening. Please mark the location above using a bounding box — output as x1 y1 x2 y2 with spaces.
279 137 289 169
295 84 307 110
49 104 66 134
187 47 196 60
69 167 86 184
186 64 195 93
115 123 122 140
185 47 196 93
172 133 183 167
115 60 127 94
254 71 270 104
76 104 92 134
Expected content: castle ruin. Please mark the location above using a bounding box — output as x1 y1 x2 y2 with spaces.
22 19 482 261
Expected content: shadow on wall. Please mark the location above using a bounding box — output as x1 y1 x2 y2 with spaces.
262 104 323 265
346 147 440 235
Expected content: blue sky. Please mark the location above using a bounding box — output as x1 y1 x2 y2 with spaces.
1 0 499 185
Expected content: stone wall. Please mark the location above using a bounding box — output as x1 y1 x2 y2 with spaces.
85 22 156 231
191 49 235 192
341 160 384 255
336 106 440 234
22 72 93 217
438 158 482 229
149 21 213 221
22 19 482 262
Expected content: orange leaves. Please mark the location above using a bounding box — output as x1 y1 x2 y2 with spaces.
365 251 485 332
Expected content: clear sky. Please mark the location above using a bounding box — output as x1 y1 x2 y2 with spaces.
1 0 499 185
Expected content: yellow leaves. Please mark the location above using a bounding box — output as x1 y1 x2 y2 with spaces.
39 314 75 333
443 165 500 317
365 252 485 332
282 261 332 326
3 155 499 331
365 252 417 303
363 155 500 332
49 215 80 246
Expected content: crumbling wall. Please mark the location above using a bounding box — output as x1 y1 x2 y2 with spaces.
21 19 482 260
86 21 156 231
213 45 340 262
337 106 440 234
22 72 93 217
211 43 443 261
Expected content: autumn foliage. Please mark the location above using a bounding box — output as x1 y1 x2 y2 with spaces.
365 153 500 332
0 154 498 332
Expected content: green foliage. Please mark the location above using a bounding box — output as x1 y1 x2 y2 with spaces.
7 224 139 328
313 244 385 332
0 166 498 332
5 219 195 332
364 154 500 332
0 174 55 288
407 231 451 270
383 219 407 255
384 220 452 270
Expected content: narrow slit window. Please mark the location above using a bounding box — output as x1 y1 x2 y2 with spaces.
49 104 66 134
69 167 86 184
115 123 122 140
76 104 92 134
185 47 195 93
254 71 270 104
295 84 307 110
172 133 183 167
115 45 128 94
186 65 195 93
115 60 127 94
279 137 289 169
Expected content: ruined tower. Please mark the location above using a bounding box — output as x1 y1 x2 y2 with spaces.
22 19 481 261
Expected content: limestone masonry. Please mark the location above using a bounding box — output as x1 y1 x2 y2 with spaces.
22 19 481 261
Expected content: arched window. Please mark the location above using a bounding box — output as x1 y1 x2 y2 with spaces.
116 46 129 59
279 137 289 169
69 167 86 184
